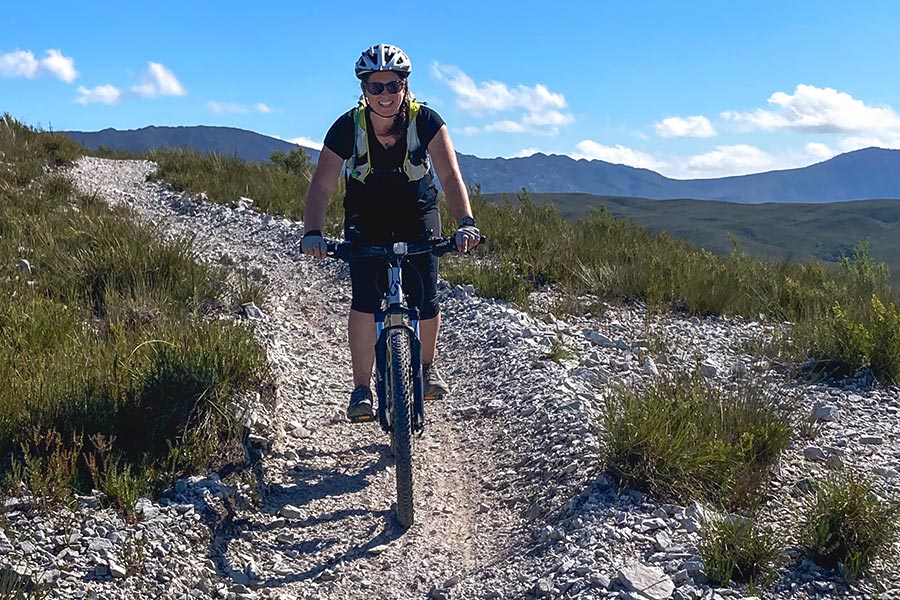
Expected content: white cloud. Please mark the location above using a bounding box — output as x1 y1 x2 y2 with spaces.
0 49 78 82
484 120 528 133
722 84 900 134
75 84 122 105
40 49 78 83
522 110 575 127
209 101 277 114
459 126 481 136
286 136 323 150
804 142 834 160
837 134 900 153
510 148 540 158
208 101 249 114
431 63 566 115
131 62 186 98
654 115 716 138
571 140 667 170
0 50 39 78
430 64 573 137
684 144 773 177
481 112 573 135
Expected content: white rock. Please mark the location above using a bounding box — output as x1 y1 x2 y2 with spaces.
280 505 304 519
814 404 840 422
803 446 827 462
109 561 127 578
585 330 612 346
616 563 675 600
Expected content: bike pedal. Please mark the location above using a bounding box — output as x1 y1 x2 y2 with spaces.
423 393 442 402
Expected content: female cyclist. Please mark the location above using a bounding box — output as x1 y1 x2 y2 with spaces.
301 43 480 422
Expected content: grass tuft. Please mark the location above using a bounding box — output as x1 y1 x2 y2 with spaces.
801 471 900 580
700 512 783 587
601 373 795 511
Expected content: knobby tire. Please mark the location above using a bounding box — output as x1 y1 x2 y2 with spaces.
386 327 415 528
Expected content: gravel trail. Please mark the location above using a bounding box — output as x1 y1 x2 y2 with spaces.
1 156 897 600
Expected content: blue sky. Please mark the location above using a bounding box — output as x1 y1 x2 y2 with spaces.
4 0 900 179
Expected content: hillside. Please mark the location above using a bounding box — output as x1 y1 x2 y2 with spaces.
489 192 900 276
62 125 322 163
459 147 900 203
62 125 900 203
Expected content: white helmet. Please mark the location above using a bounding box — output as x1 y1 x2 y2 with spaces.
355 44 412 79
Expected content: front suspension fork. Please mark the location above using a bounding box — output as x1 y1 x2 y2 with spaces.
373 315 425 433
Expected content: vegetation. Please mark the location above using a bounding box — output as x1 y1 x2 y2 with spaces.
487 191 900 281
98 145 347 235
700 513 782 587
801 471 900 580
601 374 795 511
0 116 268 512
441 189 900 384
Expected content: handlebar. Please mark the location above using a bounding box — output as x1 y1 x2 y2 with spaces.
325 235 486 262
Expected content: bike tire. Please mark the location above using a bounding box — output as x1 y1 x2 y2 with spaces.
386 327 415 528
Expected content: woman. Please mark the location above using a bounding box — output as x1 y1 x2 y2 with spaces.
301 43 480 422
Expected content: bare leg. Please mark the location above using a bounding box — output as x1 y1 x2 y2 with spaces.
419 312 441 364
349 309 377 387
349 310 441 388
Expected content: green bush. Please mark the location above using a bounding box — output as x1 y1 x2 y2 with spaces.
147 147 345 235
801 471 900 580
441 256 532 306
869 296 900 384
0 117 268 509
601 374 795 511
700 513 782 587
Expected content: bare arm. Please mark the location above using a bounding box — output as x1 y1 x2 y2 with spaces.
428 125 473 224
303 146 344 234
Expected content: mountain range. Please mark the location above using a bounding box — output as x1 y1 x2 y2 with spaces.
62 125 900 203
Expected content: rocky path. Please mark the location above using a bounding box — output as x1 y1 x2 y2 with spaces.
1 157 898 600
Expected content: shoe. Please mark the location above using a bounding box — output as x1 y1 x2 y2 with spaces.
423 363 450 400
347 385 374 423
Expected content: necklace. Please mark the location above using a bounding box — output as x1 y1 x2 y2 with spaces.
374 130 398 149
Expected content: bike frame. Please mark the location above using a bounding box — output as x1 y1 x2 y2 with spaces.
328 239 452 433
372 242 426 434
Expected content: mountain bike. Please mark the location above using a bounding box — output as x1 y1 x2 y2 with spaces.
326 235 482 527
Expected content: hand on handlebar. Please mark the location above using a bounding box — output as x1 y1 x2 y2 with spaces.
454 225 481 253
301 230 327 260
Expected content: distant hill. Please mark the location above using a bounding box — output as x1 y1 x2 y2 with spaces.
62 125 321 163
62 125 900 203
489 192 900 277
459 148 900 203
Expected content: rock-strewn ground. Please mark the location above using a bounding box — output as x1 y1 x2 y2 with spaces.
1 156 898 599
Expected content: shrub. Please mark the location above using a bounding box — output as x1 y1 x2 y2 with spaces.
700 513 782 586
601 374 795 510
147 147 345 234
869 295 900 384
441 256 532 306
0 117 268 509
801 471 900 580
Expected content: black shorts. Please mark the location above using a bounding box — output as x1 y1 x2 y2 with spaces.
346 207 441 319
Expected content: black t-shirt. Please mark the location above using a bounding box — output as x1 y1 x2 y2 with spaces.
324 103 445 165
323 104 445 243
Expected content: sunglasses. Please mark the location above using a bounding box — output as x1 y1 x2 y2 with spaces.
362 80 404 95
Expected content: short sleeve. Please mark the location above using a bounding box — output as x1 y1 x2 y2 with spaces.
416 106 445 148
323 111 355 160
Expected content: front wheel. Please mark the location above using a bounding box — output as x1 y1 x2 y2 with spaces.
386 327 414 527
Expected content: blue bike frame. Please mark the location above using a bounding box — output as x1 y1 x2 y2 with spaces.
372 242 426 433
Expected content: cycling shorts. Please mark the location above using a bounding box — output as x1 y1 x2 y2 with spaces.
345 207 441 320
